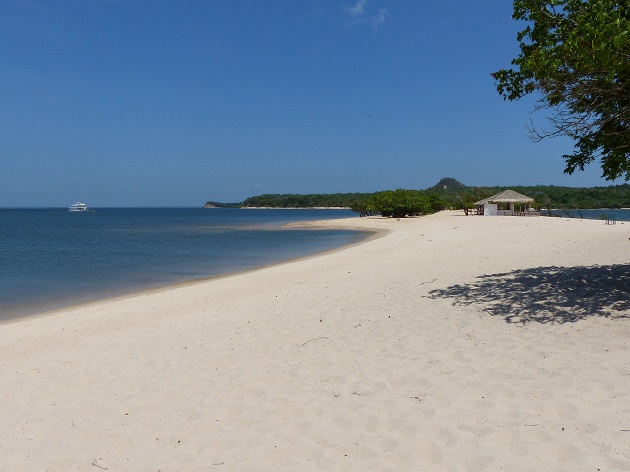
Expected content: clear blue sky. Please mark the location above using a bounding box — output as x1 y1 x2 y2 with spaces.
1 0 617 207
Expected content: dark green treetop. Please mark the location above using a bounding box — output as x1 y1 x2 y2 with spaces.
369 189 432 218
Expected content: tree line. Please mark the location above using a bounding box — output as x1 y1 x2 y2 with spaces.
453 184 630 212
205 178 630 217
240 193 370 208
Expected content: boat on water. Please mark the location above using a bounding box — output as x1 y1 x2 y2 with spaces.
68 202 88 212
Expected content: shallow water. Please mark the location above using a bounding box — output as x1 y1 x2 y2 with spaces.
0 208 364 320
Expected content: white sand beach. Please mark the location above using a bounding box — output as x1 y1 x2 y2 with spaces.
1 211 629 471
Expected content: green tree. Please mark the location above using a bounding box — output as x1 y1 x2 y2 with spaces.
493 0 630 181
426 192 448 212
457 188 494 215
349 198 373 217
369 189 431 218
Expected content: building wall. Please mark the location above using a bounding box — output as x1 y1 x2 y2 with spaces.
484 203 498 216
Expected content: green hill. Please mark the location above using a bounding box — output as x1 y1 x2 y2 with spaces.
427 178 467 195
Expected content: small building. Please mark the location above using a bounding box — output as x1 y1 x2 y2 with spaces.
474 190 538 216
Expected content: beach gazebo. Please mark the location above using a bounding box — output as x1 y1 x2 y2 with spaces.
474 190 537 216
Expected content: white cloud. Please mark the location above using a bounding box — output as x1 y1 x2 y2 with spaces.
348 0 368 16
345 1 389 27
371 7 389 26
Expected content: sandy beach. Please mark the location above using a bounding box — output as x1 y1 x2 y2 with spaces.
1 211 629 471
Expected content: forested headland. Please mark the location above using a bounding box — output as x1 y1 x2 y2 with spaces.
205 178 630 217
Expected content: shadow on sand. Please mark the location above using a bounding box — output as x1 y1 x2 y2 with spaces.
428 264 630 324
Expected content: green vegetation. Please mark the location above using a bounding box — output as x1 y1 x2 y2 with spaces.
241 193 371 208
493 0 630 181
366 189 432 218
205 177 630 216
204 201 242 208
425 178 630 211
426 177 468 195
482 183 630 210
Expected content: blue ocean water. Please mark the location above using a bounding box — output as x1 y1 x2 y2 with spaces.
0 208 365 321
546 208 630 221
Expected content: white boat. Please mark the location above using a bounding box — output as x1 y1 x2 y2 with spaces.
69 202 88 212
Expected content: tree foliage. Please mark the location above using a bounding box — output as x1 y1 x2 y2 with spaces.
368 189 432 218
349 198 374 217
493 0 630 181
207 177 630 213
457 188 496 215
241 193 371 208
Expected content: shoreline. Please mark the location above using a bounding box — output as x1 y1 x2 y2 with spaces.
0 221 383 326
1 211 628 470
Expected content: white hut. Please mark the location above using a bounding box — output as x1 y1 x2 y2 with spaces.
474 190 537 216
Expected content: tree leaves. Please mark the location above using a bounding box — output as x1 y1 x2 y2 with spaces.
368 189 432 218
494 0 630 181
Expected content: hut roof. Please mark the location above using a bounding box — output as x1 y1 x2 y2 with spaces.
475 189 534 205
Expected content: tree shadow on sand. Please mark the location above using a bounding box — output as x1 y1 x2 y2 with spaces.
427 264 630 324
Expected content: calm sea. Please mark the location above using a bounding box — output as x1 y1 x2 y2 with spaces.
545 208 630 221
0 208 365 321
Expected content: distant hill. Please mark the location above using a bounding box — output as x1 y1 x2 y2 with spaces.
426 178 468 195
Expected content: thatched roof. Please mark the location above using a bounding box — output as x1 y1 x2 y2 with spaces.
475 190 534 205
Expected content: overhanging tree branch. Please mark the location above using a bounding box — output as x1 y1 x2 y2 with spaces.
493 0 630 181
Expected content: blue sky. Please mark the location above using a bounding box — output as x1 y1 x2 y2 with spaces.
1 0 616 207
